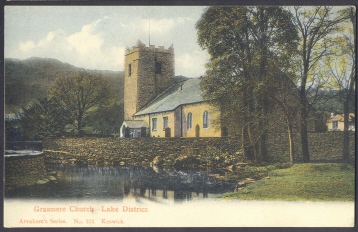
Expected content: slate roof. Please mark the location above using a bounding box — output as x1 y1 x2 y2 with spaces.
134 78 204 116
122 120 148 128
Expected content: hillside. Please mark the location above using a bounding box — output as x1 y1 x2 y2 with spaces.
5 57 124 113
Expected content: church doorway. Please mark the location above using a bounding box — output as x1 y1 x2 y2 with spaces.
124 127 130 138
195 124 200 138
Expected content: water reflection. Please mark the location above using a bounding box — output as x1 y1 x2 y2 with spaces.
5 165 235 203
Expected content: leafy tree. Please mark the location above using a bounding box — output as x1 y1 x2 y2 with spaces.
197 6 298 162
267 70 301 164
49 71 111 134
21 98 71 139
84 102 124 135
5 112 26 141
324 7 356 162
291 6 348 162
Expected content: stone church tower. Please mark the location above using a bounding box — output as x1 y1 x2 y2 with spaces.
124 40 175 120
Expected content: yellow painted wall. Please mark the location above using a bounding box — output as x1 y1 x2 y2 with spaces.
133 102 221 137
326 121 343 131
327 121 355 131
182 102 221 137
326 114 355 131
148 112 176 137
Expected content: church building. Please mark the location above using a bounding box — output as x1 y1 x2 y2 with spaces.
120 40 223 138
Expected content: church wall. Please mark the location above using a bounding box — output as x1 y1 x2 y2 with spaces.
137 46 174 112
133 115 149 124
174 107 182 137
124 42 174 120
182 102 221 137
124 47 140 120
148 111 176 137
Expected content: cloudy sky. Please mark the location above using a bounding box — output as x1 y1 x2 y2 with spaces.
5 6 209 77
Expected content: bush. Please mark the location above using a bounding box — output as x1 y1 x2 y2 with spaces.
274 162 292 169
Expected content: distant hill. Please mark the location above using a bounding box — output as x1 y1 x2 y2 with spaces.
5 57 124 113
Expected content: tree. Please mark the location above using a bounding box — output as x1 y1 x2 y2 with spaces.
50 71 111 134
267 70 301 164
197 6 298 162
291 6 348 162
5 112 26 141
324 7 356 162
21 97 71 139
84 102 124 135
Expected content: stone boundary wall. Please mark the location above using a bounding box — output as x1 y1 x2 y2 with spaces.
43 132 355 166
5 154 48 188
267 132 355 162
43 137 243 167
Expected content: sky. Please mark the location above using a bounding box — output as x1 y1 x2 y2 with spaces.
5 6 209 78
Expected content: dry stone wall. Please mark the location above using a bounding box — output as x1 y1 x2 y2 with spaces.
267 132 355 162
43 132 355 166
43 137 243 167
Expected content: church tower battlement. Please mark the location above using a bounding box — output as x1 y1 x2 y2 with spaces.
124 40 175 120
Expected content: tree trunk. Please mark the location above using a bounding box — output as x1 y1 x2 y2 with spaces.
258 10 269 162
242 126 254 161
343 8 357 163
300 94 310 162
259 97 269 161
342 74 355 163
287 123 294 164
77 112 83 134
342 102 350 163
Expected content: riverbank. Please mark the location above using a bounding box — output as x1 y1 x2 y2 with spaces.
222 163 355 202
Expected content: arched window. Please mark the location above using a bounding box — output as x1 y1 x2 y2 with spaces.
203 111 209 129
187 112 192 130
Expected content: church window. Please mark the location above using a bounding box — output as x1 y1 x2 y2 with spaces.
155 62 162 74
152 118 157 131
128 64 132 76
187 112 192 130
163 117 168 130
203 111 209 129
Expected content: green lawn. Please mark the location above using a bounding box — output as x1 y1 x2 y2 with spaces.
222 163 355 202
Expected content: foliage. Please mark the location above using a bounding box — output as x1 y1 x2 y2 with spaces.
20 97 71 139
5 113 27 141
196 6 299 162
290 6 350 162
5 57 80 113
84 102 124 135
49 71 112 133
223 163 355 201
322 7 356 162
5 57 124 114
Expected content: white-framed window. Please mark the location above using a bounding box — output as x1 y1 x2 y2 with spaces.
203 111 209 129
332 121 338 130
152 118 157 131
163 117 168 130
187 112 192 130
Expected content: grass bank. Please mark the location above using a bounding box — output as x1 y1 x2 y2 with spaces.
222 163 355 202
